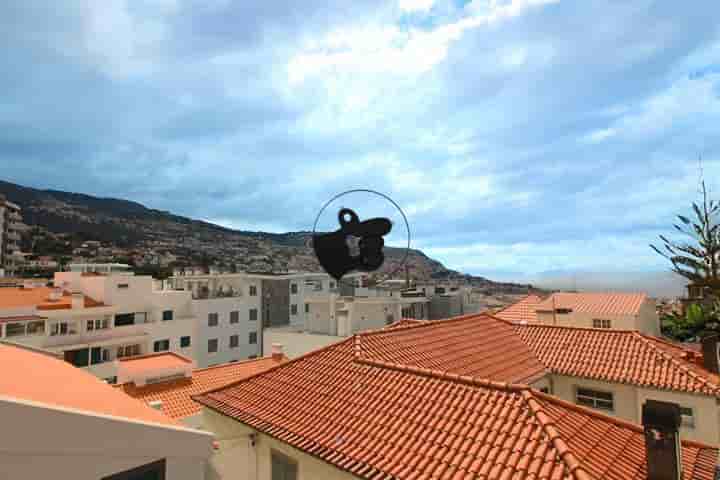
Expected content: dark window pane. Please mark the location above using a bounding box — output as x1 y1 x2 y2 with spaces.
115 313 135 327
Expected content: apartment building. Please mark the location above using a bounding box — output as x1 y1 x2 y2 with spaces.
0 196 23 275
0 270 198 382
193 313 719 480
0 342 213 479
497 291 661 335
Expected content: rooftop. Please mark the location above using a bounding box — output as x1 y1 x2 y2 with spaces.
515 323 720 397
495 294 544 324
535 292 647 315
117 351 193 377
194 317 719 480
0 286 104 311
0 344 177 427
118 355 287 420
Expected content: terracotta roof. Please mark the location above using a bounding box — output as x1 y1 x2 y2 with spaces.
194 325 718 480
118 351 193 377
515 323 720 397
535 292 647 315
495 295 544 324
356 314 547 384
118 355 286 420
0 286 104 310
0 344 177 427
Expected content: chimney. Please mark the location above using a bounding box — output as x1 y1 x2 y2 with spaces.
271 343 284 361
71 293 84 310
642 400 683 480
148 400 163 411
701 334 720 373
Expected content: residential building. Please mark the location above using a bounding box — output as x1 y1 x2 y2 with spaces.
0 270 198 382
116 348 286 429
193 313 719 480
497 291 660 335
0 342 213 479
0 196 23 275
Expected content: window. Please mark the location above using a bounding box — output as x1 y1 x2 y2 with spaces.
592 318 611 329
271 450 297 480
87 319 109 332
162 310 173 321
91 347 109 365
249 332 257 344
290 283 298 294
117 344 141 358
305 303 309 313
208 338 218 353
101 458 166 480
153 339 170 352
575 387 614 411
229 334 239 348
117 283 129 289
249 285 257 296
5 322 27 337
230 311 239 324
680 406 695 428
50 322 72 336
208 313 219 327
104 376 117 385
290 304 298 315
115 313 135 327
540 387 550 394
329 281 335 289
180 336 191 348
26 320 45 335
249 308 258 321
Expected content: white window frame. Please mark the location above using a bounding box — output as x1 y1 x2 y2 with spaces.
592 318 611 329
575 387 614 411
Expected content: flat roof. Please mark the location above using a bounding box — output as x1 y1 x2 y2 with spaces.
0 287 104 310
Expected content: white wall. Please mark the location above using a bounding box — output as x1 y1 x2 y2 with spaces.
263 329 343 359
191 297 261 368
0 397 213 480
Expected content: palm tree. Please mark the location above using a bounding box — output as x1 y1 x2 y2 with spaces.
651 181 720 286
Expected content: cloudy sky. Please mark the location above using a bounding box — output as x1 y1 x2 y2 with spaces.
2 0 720 283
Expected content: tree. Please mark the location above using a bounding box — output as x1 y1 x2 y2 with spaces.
651 181 720 286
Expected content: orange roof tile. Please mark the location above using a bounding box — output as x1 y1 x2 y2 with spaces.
118 356 286 419
0 286 104 310
194 323 718 480
0 344 177 427
495 294 544 324
514 323 720 397
535 292 647 315
356 314 547 384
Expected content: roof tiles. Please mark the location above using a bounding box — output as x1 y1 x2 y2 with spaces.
118 355 286 419
535 292 647 316
194 314 719 480
495 295 543 324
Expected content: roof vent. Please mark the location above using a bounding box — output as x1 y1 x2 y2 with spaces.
271 343 284 361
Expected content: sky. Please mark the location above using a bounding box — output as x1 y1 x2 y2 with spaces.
1 0 720 286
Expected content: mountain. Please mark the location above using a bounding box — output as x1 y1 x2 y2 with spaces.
0 179 531 290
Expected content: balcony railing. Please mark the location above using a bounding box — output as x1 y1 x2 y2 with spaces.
43 324 148 348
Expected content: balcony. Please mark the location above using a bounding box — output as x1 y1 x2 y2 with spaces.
43 324 149 349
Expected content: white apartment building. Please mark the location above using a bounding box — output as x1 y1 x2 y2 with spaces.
167 273 263 367
0 269 198 382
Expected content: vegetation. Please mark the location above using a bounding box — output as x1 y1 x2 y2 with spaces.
652 181 720 341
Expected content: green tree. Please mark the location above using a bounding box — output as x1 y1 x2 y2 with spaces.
651 181 720 285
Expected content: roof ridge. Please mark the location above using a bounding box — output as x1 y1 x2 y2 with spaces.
353 355 531 392
355 312 491 337
520 390 592 480
513 322 640 334
631 332 720 396
192 355 284 374
193 336 354 398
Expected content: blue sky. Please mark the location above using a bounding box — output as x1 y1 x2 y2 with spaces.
1 0 720 281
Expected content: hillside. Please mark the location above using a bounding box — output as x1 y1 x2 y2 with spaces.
0 180 532 290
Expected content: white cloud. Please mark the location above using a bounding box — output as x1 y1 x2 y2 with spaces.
398 0 435 13
582 127 617 144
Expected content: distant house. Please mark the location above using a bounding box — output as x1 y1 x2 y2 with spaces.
497 291 660 335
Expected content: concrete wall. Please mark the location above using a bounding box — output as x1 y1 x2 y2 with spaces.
637 299 660 336
261 279 290 328
428 294 463 320
307 302 334 335
202 409 357 480
0 396 213 480
191 297 261 368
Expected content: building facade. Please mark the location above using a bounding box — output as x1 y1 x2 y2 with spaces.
0 196 23 275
